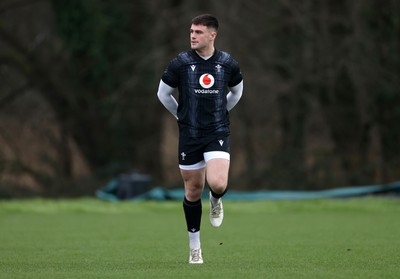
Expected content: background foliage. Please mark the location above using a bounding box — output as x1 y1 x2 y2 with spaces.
0 0 399 197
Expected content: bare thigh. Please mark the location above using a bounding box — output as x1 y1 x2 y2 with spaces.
206 158 230 194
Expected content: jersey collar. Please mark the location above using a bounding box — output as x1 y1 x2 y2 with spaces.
191 49 219 62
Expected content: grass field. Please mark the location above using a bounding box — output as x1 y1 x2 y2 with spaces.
0 197 399 278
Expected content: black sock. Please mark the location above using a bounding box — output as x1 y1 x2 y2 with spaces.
210 187 228 199
183 197 202 233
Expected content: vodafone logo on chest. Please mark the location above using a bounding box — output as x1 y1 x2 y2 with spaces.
194 73 219 94
199 73 215 89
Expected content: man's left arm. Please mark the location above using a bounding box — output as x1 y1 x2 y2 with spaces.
226 81 243 111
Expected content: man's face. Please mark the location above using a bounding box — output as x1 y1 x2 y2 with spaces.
190 24 216 51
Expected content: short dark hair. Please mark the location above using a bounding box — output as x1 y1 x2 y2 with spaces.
191 14 219 31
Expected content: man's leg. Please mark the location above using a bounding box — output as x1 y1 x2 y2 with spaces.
181 167 206 264
206 157 230 227
206 158 230 195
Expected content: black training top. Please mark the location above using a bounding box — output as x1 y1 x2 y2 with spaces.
162 49 243 138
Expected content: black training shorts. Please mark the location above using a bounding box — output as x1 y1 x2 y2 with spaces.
178 134 230 167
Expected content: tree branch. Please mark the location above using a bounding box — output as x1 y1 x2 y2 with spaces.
0 0 47 14
0 83 30 110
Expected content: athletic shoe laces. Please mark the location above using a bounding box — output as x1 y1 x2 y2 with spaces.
211 201 221 217
191 249 201 262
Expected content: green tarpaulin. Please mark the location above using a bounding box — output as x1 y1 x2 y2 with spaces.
96 180 400 202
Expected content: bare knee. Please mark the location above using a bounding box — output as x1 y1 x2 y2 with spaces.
181 169 205 201
185 186 203 201
206 159 229 194
208 176 227 194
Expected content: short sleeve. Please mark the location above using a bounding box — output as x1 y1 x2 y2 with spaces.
161 57 180 88
228 60 243 88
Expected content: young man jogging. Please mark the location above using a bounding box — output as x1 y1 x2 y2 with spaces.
157 14 243 264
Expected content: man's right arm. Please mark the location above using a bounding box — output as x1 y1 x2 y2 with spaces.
226 81 243 111
157 80 178 119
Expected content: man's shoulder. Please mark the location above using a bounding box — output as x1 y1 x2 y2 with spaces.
216 50 231 60
175 50 196 64
165 51 194 73
215 50 239 67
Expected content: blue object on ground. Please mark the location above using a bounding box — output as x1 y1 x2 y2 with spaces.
95 180 400 201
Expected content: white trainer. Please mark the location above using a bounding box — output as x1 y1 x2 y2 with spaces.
209 192 224 228
189 248 203 264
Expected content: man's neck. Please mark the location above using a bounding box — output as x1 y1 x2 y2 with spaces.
195 47 215 59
